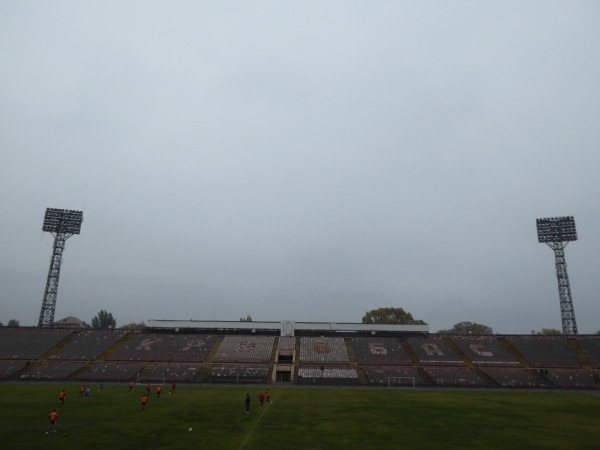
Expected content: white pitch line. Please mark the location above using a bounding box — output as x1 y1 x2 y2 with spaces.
238 394 280 450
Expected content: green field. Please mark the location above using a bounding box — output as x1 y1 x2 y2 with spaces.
1 383 599 449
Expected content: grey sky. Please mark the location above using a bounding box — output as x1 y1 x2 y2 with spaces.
1 1 599 333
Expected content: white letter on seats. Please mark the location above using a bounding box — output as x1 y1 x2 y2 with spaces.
470 344 493 357
136 338 161 351
422 343 444 356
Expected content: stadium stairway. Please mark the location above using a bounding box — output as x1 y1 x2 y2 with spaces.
497 337 555 388
94 332 134 361
68 362 94 380
497 337 531 368
568 338 593 370
267 336 279 383
399 339 434 386
344 338 368 385
37 330 78 361
194 335 224 382
66 332 136 381
292 336 301 384
194 364 212 382
9 331 80 380
10 361 36 380
442 337 500 388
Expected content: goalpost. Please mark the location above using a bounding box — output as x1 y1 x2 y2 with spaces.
387 376 416 389
135 378 166 386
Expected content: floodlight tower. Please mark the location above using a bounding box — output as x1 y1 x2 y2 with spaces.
536 216 578 335
38 208 83 327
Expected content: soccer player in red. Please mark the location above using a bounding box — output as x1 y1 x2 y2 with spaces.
48 409 58 432
259 392 265 407
128 381 134 392
58 389 66 407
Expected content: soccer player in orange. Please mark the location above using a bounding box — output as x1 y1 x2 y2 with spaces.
156 385 162 399
141 394 148 410
48 409 58 432
58 389 66 407
266 389 270 403
79 385 85 397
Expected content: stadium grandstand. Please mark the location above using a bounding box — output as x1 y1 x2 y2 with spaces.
0 320 598 389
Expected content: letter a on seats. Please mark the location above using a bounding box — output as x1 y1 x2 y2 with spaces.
422 343 444 356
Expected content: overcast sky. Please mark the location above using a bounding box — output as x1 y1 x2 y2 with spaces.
1 1 598 333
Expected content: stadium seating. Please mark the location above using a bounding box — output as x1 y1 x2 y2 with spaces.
364 366 424 386
299 337 349 364
212 336 275 363
0 328 71 359
0 360 27 379
19 361 84 380
505 336 579 368
351 337 412 365
1 327 597 389
278 336 296 351
296 365 359 385
50 330 130 360
107 333 218 362
406 336 464 365
76 362 145 381
449 336 519 366
425 367 487 387
206 364 270 383
481 368 546 388
137 363 203 382
546 369 598 389
576 337 600 368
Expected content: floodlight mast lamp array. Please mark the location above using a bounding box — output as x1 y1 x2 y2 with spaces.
536 216 578 335
38 208 83 327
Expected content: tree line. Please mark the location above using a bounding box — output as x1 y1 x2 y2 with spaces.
2 307 597 334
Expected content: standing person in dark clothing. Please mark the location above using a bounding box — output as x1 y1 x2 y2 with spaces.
245 393 251 413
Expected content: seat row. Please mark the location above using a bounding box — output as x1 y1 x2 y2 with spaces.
1 329 599 371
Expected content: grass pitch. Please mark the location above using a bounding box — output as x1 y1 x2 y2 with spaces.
1 383 599 449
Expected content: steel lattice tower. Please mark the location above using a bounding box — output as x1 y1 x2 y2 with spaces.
38 208 83 327
536 216 578 335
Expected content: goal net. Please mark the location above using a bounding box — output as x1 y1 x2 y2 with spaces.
135 378 166 386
